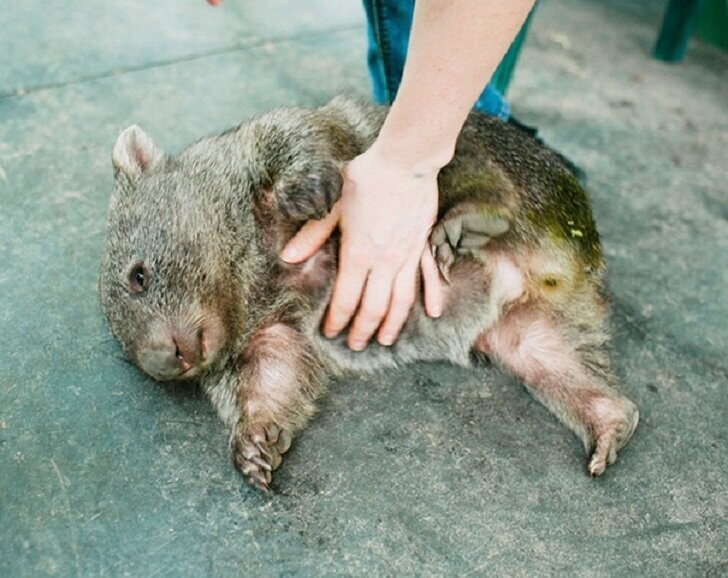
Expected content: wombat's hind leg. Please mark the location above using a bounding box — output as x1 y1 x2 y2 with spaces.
476 303 639 476
230 323 324 492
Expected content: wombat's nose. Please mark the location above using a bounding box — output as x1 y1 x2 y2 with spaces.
172 328 202 372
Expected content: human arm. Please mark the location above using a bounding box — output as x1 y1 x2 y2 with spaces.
281 0 535 350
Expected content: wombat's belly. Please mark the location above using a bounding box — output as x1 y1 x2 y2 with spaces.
309 251 525 373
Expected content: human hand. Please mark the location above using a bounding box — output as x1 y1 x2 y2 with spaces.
206 0 222 6
281 145 444 351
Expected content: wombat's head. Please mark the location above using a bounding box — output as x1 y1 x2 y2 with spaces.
100 126 240 382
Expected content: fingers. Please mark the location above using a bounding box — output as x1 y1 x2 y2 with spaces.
280 203 341 263
207 0 223 5
325 236 445 349
376 263 418 346
323 244 371 340
346 270 396 350
420 247 444 318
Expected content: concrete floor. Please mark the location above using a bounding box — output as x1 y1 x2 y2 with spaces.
1 0 726 576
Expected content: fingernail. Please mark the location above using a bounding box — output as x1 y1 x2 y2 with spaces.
323 328 338 339
379 334 394 346
350 340 366 351
280 244 299 262
430 306 443 318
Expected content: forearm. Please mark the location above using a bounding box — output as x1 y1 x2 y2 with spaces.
374 0 535 172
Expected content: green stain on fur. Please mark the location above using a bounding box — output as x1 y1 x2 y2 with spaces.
528 172 603 271
439 169 516 220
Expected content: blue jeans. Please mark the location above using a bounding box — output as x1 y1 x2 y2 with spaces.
362 0 511 120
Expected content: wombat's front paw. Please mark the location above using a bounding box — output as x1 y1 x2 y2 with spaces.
430 202 510 281
274 160 343 221
231 420 293 493
586 399 639 476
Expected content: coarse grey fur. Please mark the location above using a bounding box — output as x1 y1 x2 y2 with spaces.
100 95 638 492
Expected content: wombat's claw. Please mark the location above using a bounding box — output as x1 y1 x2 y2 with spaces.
587 433 619 477
232 421 293 492
274 162 342 221
430 203 510 280
586 403 639 477
434 243 455 283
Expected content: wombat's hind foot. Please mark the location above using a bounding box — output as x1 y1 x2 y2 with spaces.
586 399 639 476
478 303 639 476
231 419 293 493
430 202 510 281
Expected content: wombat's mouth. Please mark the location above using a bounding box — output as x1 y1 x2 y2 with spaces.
135 311 226 382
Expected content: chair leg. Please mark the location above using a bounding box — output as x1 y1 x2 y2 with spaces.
654 0 704 62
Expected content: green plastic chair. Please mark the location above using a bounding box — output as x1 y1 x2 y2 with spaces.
492 0 724 90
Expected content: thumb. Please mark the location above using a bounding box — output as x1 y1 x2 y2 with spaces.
280 203 341 263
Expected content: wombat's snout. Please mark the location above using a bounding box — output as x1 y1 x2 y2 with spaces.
172 326 202 373
136 312 226 381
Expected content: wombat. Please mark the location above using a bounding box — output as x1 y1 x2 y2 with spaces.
100 96 639 492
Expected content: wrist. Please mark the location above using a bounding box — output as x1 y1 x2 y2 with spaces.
368 134 454 176
372 117 457 175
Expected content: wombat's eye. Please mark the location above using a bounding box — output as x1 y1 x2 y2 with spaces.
128 262 149 294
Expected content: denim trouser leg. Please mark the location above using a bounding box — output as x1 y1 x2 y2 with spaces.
362 0 510 120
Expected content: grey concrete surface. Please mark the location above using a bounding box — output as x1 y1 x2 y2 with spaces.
0 0 726 576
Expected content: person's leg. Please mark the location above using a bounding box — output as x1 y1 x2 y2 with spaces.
362 0 412 105
362 0 510 119
472 85 510 120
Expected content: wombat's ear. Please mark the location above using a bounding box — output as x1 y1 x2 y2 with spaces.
112 125 164 179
